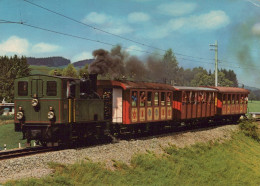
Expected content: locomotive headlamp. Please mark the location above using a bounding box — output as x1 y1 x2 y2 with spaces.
32 98 39 107
17 112 24 120
47 111 55 120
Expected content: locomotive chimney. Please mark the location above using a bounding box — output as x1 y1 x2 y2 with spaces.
89 73 97 92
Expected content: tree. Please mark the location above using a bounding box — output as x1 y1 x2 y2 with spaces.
0 55 31 102
191 71 213 86
49 68 63 76
62 64 78 78
162 49 180 84
220 69 238 87
78 63 89 78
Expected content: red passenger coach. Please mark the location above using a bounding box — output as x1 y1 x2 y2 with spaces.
210 87 249 117
97 80 175 125
173 87 217 120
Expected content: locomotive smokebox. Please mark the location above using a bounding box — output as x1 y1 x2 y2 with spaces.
89 73 97 92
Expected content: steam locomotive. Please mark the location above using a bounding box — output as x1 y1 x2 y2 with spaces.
14 74 249 146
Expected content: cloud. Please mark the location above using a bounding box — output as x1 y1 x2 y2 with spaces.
82 12 108 24
0 36 29 55
146 10 230 39
32 42 60 53
128 12 150 23
82 12 133 35
252 23 260 35
72 51 93 62
146 27 171 39
0 36 62 56
126 45 143 56
167 10 230 31
158 2 197 16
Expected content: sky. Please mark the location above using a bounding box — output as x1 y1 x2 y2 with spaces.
0 0 260 88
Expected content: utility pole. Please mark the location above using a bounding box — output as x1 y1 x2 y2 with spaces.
210 41 218 86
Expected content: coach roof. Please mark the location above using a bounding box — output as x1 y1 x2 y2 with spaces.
208 87 250 94
97 80 176 91
174 86 217 92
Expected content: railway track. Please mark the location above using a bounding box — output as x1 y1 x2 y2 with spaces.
0 146 56 161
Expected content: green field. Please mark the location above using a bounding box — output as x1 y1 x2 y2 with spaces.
5 125 260 186
248 100 260 112
0 122 26 150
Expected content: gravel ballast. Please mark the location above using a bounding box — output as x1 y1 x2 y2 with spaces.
0 125 238 183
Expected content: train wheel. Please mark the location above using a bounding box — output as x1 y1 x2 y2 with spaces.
39 140 47 147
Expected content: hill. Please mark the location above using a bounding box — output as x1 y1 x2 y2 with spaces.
27 57 70 67
73 59 94 68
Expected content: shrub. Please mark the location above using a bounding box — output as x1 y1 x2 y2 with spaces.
239 119 260 141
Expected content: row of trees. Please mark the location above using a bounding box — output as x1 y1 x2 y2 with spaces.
0 48 240 102
0 55 30 102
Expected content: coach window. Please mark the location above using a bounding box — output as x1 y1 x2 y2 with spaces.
167 92 171 106
194 92 198 104
183 92 187 103
223 94 226 105
140 91 146 107
227 94 231 104
147 92 152 106
18 81 28 96
161 92 165 106
231 94 235 104
207 92 211 104
154 92 159 106
46 81 57 96
131 91 137 107
235 95 238 104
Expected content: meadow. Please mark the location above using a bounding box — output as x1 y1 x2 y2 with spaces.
0 122 26 150
248 100 260 112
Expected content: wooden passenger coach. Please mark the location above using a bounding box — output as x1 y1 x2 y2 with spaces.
173 86 217 120
97 80 176 125
210 87 249 116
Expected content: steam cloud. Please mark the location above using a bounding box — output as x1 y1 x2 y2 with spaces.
88 45 166 82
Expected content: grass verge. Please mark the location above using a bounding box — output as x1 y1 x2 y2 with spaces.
5 129 260 185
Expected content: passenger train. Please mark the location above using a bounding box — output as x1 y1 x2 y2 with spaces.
14 74 249 146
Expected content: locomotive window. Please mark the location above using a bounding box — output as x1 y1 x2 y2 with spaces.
161 92 165 106
131 91 137 107
154 92 159 106
147 92 152 106
140 91 146 107
47 81 57 96
66 81 76 98
18 81 28 96
167 92 171 106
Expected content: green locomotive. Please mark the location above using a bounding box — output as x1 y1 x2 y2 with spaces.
14 74 105 146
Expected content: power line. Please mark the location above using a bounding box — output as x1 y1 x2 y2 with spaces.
23 0 166 53
2 19 260 71
1 19 164 56
23 0 215 62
